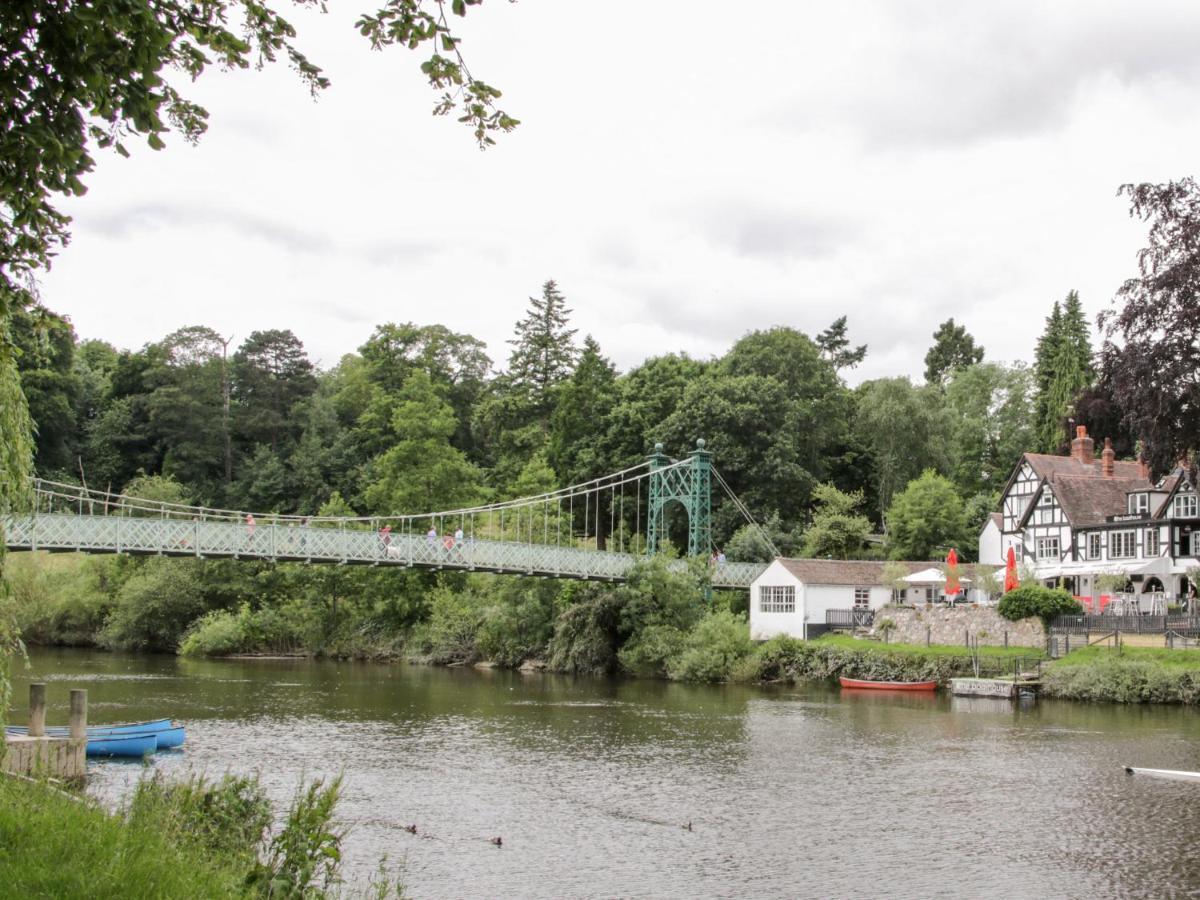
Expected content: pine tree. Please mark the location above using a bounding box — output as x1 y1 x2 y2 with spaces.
1060 290 1095 380
1033 292 1094 452
1032 301 1063 451
923 318 984 386
507 280 578 421
816 316 867 373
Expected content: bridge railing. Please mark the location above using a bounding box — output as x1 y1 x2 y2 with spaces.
3 513 765 588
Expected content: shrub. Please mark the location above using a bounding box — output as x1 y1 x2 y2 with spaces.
99 559 209 651
179 609 250 657
4 553 115 646
618 624 687 677
474 578 557 667
412 585 483 664
997 584 1081 626
668 609 754 682
546 584 622 675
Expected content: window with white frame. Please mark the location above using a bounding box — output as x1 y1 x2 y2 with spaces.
1191 532 1200 558
759 585 795 614
1086 533 1102 560
1174 493 1198 518
1036 536 1060 561
853 587 871 607
1110 530 1136 559
1039 490 1053 507
1129 493 1149 515
1146 528 1160 556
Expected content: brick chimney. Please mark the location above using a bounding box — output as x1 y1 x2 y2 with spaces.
1101 437 1115 477
1070 425 1094 465
1138 455 1150 480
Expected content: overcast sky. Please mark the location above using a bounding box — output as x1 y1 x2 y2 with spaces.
38 1 1200 383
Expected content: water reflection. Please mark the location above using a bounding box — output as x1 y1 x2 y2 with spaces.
11 649 1200 898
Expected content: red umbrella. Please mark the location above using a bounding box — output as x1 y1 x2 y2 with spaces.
944 548 962 596
1004 546 1019 592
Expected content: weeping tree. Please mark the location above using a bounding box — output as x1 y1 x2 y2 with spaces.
0 305 34 724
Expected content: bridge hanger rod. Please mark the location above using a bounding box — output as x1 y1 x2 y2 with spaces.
30 458 691 526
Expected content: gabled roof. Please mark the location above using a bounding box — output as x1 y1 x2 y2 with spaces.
1154 469 1194 518
774 558 983 586
978 512 1002 535
1022 452 1145 482
1050 474 1152 527
997 451 1143 508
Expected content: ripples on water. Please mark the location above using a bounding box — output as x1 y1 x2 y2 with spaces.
12 650 1200 899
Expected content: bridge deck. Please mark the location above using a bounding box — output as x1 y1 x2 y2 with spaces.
2 514 765 589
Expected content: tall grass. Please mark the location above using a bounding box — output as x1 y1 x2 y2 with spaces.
0 771 403 898
0 775 248 897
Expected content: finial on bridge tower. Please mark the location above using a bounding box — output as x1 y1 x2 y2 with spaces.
696 438 705 450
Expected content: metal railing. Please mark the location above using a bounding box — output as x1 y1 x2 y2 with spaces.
1050 614 1200 635
1 512 767 589
825 608 875 628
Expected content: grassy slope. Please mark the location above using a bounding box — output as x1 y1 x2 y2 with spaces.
814 633 1044 660
0 776 247 898
1052 646 1200 670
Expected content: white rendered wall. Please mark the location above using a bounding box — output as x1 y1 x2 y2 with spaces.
978 520 1003 566
749 561 806 640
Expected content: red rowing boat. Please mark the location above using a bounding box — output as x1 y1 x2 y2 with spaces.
839 677 938 692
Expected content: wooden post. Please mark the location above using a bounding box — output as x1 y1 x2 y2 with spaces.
69 689 87 741
28 683 46 737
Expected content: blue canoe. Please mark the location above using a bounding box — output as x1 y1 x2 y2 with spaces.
85 732 159 758
7 719 185 750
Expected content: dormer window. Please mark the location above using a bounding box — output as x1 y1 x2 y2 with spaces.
1129 493 1149 515
1173 494 1198 518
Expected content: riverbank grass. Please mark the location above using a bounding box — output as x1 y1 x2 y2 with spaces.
1043 645 1200 704
1053 646 1200 669
0 775 247 897
813 633 1045 660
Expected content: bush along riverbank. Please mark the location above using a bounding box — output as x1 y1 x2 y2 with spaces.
1039 647 1200 705
0 770 404 898
20 550 1200 703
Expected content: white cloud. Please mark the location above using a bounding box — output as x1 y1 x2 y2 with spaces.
36 0 1200 387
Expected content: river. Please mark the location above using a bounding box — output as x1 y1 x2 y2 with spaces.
10 649 1200 898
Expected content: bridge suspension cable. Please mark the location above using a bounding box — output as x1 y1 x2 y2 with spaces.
11 451 775 587
711 466 780 558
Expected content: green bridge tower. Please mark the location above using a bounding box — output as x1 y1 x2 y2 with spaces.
645 439 712 558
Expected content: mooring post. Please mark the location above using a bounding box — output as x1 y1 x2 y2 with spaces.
69 689 88 741
28 683 46 737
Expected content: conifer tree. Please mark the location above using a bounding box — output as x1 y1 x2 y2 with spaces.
507 280 579 421
1033 291 1094 452
923 319 984 386
816 316 867 373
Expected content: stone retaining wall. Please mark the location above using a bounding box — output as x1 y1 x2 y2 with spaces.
869 605 1044 648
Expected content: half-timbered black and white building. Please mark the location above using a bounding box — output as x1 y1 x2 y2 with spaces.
980 426 1199 610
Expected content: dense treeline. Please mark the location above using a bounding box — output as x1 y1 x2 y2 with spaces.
7 281 1125 675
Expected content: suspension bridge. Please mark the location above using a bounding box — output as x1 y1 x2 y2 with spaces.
2 442 770 589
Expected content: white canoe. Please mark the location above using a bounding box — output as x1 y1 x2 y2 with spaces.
1125 766 1200 781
